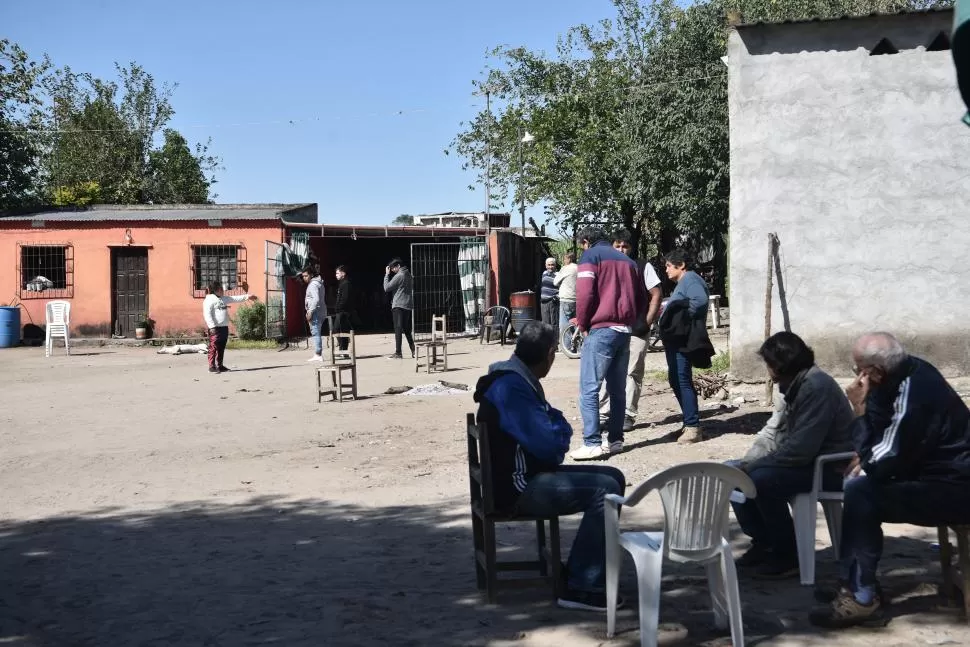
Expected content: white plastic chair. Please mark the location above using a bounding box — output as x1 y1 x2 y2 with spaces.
45 300 71 357
606 462 756 647
791 451 855 586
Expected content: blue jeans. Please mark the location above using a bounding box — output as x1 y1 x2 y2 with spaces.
309 311 323 355
514 465 625 593
580 328 631 446
728 460 841 557
840 475 970 587
665 346 699 427
558 300 576 336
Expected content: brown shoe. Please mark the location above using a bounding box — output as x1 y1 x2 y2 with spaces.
677 426 703 444
809 589 884 629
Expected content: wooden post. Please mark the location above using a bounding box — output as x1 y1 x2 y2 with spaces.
764 234 777 405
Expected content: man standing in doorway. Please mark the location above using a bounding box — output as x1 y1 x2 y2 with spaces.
570 226 648 461
384 257 415 359
598 229 664 431
302 266 326 362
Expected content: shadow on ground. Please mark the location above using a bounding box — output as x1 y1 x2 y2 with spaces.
0 499 964 647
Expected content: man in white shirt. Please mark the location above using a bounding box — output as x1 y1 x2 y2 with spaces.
599 229 663 430
554 252 578 339
203 281 257 373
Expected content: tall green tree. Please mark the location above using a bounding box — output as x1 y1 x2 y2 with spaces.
146 130 217 203
0 39 49 209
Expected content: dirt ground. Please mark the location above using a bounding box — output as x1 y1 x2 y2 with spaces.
1 331 969 647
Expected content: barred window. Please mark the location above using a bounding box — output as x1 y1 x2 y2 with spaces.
191 244 246 297
18 244 74 299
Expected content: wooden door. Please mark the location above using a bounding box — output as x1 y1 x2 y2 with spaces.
111 248 148 337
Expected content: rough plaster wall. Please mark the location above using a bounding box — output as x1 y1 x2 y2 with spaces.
728 15 970 379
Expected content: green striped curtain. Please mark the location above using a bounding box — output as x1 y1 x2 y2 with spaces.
458 237 487 334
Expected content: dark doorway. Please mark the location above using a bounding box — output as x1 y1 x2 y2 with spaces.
111 248 148 337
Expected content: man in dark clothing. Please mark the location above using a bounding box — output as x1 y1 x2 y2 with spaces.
729 332 854 579
383 257 414 359
334 265 354 352
539 257 560 337
810 332 970 629
474 321 626 612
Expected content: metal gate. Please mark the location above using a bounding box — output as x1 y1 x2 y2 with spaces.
265 240 285 339
410 238 487 339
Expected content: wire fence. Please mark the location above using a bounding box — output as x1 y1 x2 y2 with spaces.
410 239 487 340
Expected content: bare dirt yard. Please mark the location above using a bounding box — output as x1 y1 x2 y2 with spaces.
1 332 968 646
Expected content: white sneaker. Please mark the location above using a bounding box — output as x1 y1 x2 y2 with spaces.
571 445 608 461
307 354 323 362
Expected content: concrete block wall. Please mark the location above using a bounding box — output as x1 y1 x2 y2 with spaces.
728 11 970 378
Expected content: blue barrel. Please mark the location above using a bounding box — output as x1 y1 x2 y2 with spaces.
0 306 21 348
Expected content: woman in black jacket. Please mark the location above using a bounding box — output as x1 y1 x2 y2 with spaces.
334 265 354 351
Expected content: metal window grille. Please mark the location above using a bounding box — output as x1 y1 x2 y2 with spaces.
17 243 74 299
191 244 247 297
410 239 487 340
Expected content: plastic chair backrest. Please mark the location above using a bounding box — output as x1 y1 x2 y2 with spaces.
46 300 71 326
623 462 756 563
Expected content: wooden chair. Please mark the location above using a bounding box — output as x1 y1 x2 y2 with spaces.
938 525 970 623
317 331 357 402
466 413 561 603
415 315 448 373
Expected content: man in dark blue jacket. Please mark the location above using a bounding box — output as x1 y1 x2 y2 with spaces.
811 332 970 629
474 321 626 612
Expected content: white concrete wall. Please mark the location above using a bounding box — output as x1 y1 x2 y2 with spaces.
728 12 970 378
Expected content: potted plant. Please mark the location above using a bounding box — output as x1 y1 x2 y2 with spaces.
135 314 153 340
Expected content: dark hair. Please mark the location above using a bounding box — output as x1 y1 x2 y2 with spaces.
336 265 348 274
514 321 558 365
611 228 632 245
388 257 403 268
564 252 575 263
208 281 222 293
577 226 608 246
665 249 692 269
758 332 815 378
302 264 319 276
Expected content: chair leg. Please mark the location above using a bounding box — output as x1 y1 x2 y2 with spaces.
472 512 486 591
956 529 970 623
720 542 746 647
939 526 955 601
316 370 322 403
443 344 448 371
45 330 51 357
631 550 663 647
351 365 358 400
536 520 548 576
65 332 70 355
483 519 498 604
706 560 729 630
605 525 623 638
549 517 562 596
822 500 844 559
791 494 818 586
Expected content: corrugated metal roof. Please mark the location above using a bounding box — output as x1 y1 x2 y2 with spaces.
737 6 951 29
0 203 317 223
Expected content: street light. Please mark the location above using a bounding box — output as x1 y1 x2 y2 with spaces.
518 130 535 235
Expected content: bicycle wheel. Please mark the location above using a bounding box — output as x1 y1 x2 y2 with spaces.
560 324 583 359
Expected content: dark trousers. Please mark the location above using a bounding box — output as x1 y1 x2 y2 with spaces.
729 461 842 557
207 326 229 369
840 474 970 587
541 299 559 338
334 312 350 351
514 465 625 593
665 346 699 427
392 307 414 355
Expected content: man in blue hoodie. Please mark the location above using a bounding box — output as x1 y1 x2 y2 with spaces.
474 321 626 612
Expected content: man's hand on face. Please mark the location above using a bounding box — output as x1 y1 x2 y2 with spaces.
385 266 392 275
846 373 870 417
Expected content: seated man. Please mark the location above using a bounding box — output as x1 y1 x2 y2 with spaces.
730 332 854 578
811 333 970 628
473 321 626 612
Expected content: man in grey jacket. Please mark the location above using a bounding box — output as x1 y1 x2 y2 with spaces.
301 266 327 362
730 332 854 579
383 257 415 359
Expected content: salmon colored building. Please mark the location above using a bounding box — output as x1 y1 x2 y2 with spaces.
0 204 317 338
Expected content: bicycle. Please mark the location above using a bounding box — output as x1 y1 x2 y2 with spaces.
560 321 584 359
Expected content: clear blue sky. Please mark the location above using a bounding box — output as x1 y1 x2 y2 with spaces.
4 0 616 226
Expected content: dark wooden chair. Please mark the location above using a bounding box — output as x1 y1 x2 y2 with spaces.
466 413 561 603
938 525 970 623
480 306 511 346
